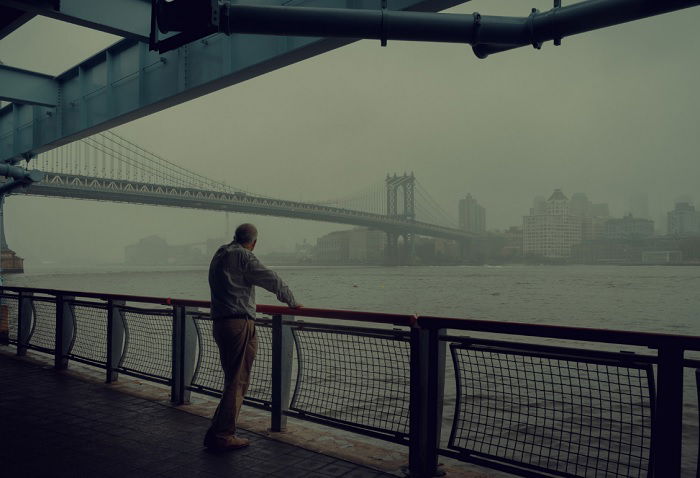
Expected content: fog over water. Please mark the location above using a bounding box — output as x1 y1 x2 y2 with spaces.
0 1 699 265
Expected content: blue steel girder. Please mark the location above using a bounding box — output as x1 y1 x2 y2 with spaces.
0 65 58 106
0 0 152 41
0 0 467 163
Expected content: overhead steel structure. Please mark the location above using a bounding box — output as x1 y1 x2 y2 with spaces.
1 1 700 475
1 0 700 167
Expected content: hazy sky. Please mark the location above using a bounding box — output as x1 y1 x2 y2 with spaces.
1 0 699 264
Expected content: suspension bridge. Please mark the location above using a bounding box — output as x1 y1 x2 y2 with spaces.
3 131 475 264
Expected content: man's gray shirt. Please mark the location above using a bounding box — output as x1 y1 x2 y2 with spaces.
209 242 297 319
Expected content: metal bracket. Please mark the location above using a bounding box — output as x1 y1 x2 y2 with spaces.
380 0 388 47
528 8 542 50
553 1 562 46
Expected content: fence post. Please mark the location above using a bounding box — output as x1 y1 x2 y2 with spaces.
271 313 295 432
106 299 126 383
0 292 8 345
171 305 197 404
409 325 446 477
652 341 684 476
54 294 75 370
16 291 32 356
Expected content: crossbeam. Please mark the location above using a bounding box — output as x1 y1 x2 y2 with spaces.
0 65 58 106
0 0 152 41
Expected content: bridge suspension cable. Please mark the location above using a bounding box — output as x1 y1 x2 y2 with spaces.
32 131 251 195
414 180 458 229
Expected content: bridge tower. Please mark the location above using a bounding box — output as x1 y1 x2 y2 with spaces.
385 173 416 265
0 197 24 274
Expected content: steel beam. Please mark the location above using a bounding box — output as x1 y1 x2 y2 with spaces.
0 0 152 41
0 0 466 163
0 65 58 106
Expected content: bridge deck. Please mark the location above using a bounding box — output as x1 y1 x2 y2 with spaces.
0 351 392 478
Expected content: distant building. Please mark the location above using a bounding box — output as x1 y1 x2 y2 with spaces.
570 192 592 217
532 196 546 215
642 250 683 265
581 216 607 241
125 235 207 265
668 202 700 236
315 228 384 264
523 189 582 258
604 214 654 239
315 231 349 263
125 235 169 265
458 194 486 233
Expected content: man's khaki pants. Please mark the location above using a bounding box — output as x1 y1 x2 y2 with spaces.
206 318 257 441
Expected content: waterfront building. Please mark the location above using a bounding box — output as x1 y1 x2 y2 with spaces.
125 235 207 265
604 214 654 239
581 216 607 241
523 189 582 258
458 194 486 233
315 228 384 264
667 202 700 236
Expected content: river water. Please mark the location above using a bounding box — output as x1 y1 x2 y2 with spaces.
6 264 700 475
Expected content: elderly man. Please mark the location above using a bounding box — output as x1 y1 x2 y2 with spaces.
204 223 301 451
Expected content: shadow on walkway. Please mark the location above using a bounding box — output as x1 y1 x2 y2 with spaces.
0 353 393 478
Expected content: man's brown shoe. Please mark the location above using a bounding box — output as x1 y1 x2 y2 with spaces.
204 434 250 451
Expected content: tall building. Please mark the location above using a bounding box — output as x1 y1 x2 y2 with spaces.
458 194 486 233
523 189 582 258
668 202 700 237
570 193 592 217
604 214 654 239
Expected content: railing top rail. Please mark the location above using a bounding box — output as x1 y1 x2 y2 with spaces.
5 285 700 347
0 286 415 326
418 315 700 349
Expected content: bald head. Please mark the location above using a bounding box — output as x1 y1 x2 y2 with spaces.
234 223 258 247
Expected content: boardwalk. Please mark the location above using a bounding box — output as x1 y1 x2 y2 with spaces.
0 353 393 478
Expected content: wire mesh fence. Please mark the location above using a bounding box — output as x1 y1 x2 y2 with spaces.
190 315 273 407
119 306 173 383
69 301 109 367
29 299 57 353
0 294 19 344
448 342 654 478
290 325 411 440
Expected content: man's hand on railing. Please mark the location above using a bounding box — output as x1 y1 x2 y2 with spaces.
290 303 304 309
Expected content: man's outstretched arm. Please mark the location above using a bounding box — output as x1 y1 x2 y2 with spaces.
245 256 301 307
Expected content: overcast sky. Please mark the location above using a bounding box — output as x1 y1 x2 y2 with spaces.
1 0 699 265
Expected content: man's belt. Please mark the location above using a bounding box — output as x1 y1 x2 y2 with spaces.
213 313 251 320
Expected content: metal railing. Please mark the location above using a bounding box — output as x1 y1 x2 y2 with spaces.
1 285 698 478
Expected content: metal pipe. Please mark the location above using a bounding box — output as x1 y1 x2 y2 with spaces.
221 0 700 58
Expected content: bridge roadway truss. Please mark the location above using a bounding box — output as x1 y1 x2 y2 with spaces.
13 171 474 242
